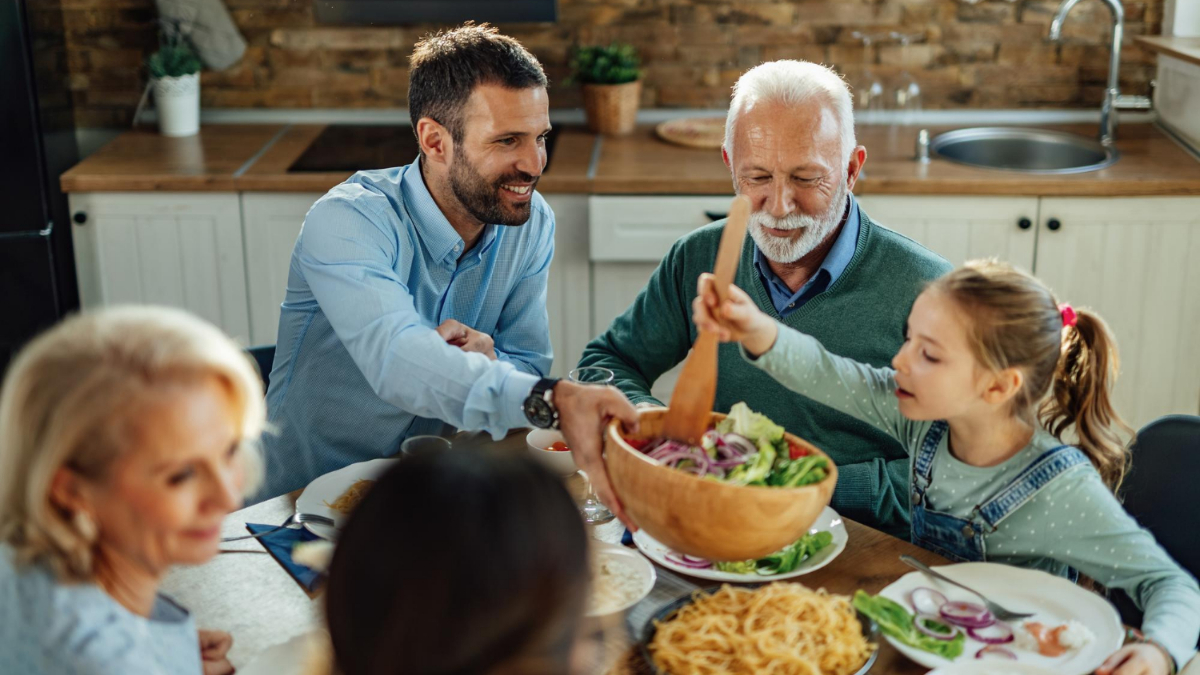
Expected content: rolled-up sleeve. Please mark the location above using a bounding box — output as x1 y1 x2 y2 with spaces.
295 195 536 435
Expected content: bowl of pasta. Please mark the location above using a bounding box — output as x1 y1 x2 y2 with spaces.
604 403 837 561
641 582 878 675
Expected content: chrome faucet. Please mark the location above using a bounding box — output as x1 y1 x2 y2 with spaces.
1048 0 1149 146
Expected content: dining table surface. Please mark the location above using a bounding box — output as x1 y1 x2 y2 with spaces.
162 429 1196 675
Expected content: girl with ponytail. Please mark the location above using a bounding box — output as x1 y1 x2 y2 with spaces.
693 258 1198 675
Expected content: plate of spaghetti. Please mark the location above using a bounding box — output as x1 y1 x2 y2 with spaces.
295 458 397 539
641 582 879 675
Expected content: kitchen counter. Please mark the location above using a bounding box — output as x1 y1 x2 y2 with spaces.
1136 36 1200 68
61 121 1200 197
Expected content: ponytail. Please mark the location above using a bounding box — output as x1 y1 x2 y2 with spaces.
1039 309 1134 491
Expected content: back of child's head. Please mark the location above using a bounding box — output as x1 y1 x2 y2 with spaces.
323 447 589 675
929 259 1132 490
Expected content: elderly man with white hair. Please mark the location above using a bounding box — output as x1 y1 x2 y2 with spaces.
579 60 951 537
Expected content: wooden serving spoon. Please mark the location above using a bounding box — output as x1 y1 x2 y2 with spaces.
661 195 752 444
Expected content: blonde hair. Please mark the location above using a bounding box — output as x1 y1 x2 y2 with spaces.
930 260 1133 491
0 306 265 580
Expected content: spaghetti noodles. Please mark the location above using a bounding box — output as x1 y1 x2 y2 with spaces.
324 479 374 514
649 583 874 675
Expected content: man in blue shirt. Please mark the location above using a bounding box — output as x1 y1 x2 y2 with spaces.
257 24 637 523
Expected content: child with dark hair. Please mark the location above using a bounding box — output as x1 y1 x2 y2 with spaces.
319 448 590 675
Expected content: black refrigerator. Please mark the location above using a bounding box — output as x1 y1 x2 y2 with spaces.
0 0 80 373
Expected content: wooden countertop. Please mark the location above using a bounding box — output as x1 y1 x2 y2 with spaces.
1136 36 1200 68
591 123 1200 196
60 125 288 192
61 121 1200 197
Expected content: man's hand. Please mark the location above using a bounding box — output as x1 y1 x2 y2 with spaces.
554 380 640 530
436 319 497 360
1096 643 1174 675
198 629 235 675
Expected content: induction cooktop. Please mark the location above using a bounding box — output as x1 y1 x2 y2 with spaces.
287 124 562 173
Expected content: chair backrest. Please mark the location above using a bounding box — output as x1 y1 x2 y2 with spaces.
1112 414 1200 628
246 344 276 394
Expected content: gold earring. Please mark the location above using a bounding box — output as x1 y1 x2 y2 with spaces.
72 511 97 542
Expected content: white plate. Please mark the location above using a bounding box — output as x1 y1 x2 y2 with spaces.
294 458 397 539
927 662 1062 675
631 506 848 581
878 563 1123 675
589 541 657 617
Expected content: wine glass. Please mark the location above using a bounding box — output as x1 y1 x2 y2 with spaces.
568 367 616 525
850 32 885 119
889 32 923 128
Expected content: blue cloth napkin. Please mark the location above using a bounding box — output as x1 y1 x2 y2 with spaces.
246 523 324 592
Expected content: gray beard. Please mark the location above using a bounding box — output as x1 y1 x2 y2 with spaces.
747 182 848 264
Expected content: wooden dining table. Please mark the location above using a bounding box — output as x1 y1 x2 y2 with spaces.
157 430 1030 674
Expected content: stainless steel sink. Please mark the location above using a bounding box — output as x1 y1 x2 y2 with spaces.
930 127 1119 174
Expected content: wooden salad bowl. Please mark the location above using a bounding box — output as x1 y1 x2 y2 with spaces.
604 408 837 562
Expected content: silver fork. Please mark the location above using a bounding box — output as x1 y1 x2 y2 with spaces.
219 512 335 543
900 555 1035 622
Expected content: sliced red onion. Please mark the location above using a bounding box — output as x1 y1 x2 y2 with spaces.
665 552 711 569
940 601 994 628
976 645 1017 660
722 434 756 457
913 614 960 641
968 621 1014 644
710 456 749 469
908 587 948 616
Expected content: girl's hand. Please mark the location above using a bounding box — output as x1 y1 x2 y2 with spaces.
1095 643 1174 675
692 273 777 357
198 629 235 675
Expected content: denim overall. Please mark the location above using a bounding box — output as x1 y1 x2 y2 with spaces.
910 421 1090 566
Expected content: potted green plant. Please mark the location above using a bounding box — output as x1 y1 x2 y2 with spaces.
146 21 202 137
569 43 642 136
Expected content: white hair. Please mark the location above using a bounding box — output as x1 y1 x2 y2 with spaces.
723 60 857 162
0 306 265 581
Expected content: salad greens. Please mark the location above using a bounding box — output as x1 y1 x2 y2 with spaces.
714 530 835 575
639 402 829 487
852 590 966 659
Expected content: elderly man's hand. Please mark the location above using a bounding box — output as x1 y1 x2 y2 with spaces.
198 629 235 675
554 380 640 530
437 319 497 360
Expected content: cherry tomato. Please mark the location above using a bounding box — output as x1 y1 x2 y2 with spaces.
546 440 570 452
788 441 810 460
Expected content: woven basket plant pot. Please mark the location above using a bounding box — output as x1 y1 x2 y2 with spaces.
582 79 642 136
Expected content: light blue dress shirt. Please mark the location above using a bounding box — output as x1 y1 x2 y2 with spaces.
753 193 861 317
256 159 554 500
0 544 202 675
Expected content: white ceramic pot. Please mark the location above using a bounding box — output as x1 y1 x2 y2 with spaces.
153 72 200 137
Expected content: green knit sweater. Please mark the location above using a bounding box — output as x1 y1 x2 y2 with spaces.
579 209 951 537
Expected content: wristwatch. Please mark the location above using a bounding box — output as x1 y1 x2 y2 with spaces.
523 377 561 429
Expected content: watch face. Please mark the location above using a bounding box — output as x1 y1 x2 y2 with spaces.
524 397 554 429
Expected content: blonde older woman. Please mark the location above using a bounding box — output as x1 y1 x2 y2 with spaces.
0 306 265 675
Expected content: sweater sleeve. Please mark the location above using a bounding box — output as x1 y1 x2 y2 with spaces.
746 323 923 450
1023 472 1200 669
578 240 693 406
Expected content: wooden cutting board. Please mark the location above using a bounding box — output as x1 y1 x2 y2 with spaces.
655 117 727 149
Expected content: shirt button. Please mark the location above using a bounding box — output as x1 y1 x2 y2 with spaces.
911 492 922 505
962 525 976 538
789 302 795 308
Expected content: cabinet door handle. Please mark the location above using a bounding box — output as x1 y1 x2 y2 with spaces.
73 211 88 225
1018 217 1032 230
704 211 728 222
1047 218 1061 231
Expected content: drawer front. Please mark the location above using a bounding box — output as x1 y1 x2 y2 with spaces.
589 195 736 262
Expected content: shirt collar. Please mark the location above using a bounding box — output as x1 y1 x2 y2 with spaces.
752 193 861 296
401 157 472 264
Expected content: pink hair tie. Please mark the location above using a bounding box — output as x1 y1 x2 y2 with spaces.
1059 303 1078 328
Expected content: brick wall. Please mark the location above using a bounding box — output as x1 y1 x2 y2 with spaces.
42 0 1162 128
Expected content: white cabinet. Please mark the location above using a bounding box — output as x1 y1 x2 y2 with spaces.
240 192 323 345
1035 197 1200 429
68 192 251 343
855 195 1039 270
542 194 591 378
